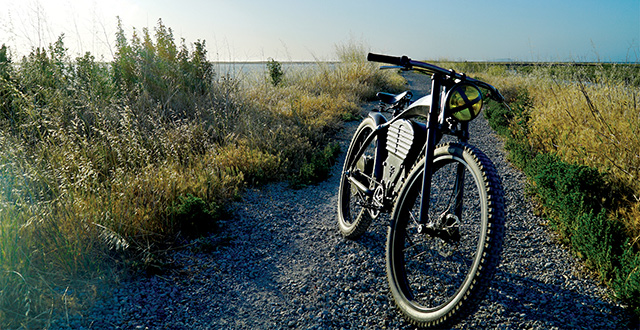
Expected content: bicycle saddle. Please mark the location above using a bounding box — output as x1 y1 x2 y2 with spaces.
377 91 412 105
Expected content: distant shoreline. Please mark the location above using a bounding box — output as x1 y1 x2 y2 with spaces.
211 61 339 65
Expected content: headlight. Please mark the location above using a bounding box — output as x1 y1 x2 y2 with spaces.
444 82 483 122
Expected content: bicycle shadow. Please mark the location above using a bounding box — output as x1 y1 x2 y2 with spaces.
479 269 633 329
344 226 634 329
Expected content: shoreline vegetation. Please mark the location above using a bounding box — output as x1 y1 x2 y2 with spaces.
0 19 405 328
446 61 640 316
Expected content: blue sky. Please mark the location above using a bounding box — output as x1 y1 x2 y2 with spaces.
1 0 638 62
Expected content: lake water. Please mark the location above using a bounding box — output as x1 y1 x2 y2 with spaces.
212 62 336 78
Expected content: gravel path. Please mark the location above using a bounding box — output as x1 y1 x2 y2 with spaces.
54 72 633 329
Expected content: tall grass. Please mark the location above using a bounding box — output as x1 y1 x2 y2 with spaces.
528 78 640 233
0 19 405 328
476 62 640 314
480 64 640 240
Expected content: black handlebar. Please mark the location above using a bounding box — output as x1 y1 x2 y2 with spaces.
366 53 410 67
367 52 505 103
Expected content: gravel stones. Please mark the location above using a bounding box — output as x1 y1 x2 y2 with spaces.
51 72 633 329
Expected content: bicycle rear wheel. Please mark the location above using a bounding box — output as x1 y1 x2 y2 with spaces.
338 117 378 239
386 142 505 328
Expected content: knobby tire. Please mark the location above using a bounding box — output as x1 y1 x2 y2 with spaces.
386 142 505 328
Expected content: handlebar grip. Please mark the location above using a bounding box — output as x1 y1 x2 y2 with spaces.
367 53 410 67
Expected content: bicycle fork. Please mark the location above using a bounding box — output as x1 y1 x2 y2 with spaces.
417 74 465 240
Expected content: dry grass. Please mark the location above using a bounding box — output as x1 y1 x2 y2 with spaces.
478 63 640 313
0 27 404 328
530 80 640 243
480 67 640 243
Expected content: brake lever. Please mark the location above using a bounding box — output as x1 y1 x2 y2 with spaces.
483 85 505 103
492 89 506 103
379 65 405 70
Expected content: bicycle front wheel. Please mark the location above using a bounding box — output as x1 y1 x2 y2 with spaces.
386 142 505 328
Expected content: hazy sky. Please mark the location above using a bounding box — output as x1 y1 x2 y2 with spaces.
1 0 638 62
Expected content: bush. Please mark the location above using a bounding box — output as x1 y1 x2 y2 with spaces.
266 58 284 86
290 142 341 188
482 75 640 314
484 89 537 172
532 159 605 216
486 88 528 124
572 211 624 280
612 245 640 314
169 194 220 238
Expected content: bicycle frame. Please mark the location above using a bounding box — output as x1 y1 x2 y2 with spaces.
345 72 464 228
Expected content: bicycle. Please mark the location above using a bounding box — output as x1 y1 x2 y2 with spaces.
337 53 507 328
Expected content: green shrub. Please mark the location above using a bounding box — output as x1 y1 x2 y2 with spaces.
267 58 284 86
533 160 605 214
572 211 624 280
484 98 516 137
484 89 537 171
168 194 220 238
112 17 215 119
529 154 608 242
612 244 640 314
290 142 341 188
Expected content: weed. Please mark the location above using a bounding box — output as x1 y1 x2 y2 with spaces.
572 211 625 280
612 244 640 314
290 143 341 188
